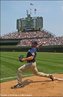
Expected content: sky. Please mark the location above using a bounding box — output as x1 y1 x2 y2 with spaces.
1 0 63 36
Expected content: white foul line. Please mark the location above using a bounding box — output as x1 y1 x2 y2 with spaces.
0 76 16 81
0 74 33 81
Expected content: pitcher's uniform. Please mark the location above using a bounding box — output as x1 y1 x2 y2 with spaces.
17 48 50 84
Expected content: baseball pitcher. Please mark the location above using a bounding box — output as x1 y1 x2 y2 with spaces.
12 41 55 88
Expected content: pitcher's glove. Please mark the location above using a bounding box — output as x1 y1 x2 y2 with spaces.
19 55 24 62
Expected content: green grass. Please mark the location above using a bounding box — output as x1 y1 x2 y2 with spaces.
0 52 63 82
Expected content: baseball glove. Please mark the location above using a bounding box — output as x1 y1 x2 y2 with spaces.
19 55 24 62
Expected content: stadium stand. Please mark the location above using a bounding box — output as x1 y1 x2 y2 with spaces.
1 30 54 39
1 30 63 52
17 37 63 47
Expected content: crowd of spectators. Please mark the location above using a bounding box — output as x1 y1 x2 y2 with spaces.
17 37 63 47
1 30 63 46
1 30 54 39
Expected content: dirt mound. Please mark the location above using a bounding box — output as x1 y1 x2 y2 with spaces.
0 74 63 97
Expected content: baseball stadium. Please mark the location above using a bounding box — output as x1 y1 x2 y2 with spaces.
0 2 63 97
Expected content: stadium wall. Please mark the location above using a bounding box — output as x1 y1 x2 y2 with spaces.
0 45 63 52
0 39 63 52
39 45 63 52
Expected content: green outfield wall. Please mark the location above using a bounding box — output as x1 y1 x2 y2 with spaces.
0 39 63 52
0 45 63 52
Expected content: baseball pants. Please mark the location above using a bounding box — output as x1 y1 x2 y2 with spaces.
17 62 50 84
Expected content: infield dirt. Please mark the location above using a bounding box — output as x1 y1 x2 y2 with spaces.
0 74 63 97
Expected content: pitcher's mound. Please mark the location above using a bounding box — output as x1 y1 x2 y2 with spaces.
0 74 63 96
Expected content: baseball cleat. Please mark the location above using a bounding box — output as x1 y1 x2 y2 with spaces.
49 74 55 81
11 83 24 89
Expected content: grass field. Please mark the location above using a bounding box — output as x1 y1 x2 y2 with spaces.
0 52 63 82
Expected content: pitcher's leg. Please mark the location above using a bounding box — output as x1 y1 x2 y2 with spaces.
17 65 25 84
33 66 50 77
34 68 54 81
32 62 54 80
17 63 32 84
